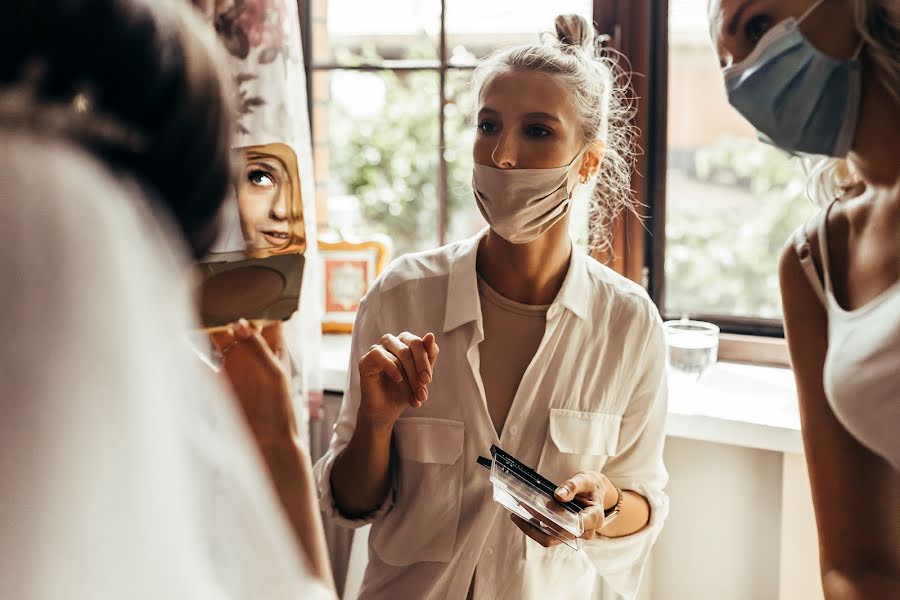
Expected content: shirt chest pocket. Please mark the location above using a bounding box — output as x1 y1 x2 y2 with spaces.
370 417 465 567
527 409 622 560
536 409 622 493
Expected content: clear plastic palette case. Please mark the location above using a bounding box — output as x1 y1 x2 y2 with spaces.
481 445 584 550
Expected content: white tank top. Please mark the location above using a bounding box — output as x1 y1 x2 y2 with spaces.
793 202 900 471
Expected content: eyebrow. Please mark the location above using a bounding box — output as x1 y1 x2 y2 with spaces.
523 112 561 123
476 107 561 123
246 156 286 174
727 0 758 36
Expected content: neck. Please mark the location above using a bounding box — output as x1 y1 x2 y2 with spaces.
476 217 572 306
849 60 900 189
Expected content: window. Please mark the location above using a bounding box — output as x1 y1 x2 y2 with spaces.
663 0 817 332
589 0 812 346
301 0 806 353
306 0 592 256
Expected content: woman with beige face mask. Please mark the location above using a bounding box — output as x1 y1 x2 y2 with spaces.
709 1 899 597
314 14 668 600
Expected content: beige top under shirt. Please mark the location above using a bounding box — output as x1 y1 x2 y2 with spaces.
476 275 550 436
470 275 549 600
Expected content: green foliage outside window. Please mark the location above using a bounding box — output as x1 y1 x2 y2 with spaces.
665 137 819 319
329 47 476 255
329 59 818 319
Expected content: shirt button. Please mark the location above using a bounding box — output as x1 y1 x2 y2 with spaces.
485 547 494 556
509 425 519 435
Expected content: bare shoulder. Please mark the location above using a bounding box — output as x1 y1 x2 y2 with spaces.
779 209 827 303
779 196 860 299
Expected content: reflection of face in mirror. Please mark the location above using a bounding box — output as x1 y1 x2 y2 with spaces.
204 143 305 258
238 155 291 250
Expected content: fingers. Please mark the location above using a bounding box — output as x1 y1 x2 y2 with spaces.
541 496 570 519
380 334 426 403
231 318 282 373
209 329 235 353
519 502 599 542
580 505 606 534
423 332 440 367
555 471 610 538
359 345 404 384
555 472 599 502
397 332 433 385
510 514 563 548
521 503 577 543
259 322 284 357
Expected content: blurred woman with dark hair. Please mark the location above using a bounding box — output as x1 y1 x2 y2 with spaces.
0 1 333 597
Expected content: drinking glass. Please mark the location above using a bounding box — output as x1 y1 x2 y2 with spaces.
663 318 719 384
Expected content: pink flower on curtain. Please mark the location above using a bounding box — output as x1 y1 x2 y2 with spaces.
215 0 290 64
236 0 288 63
213 0 295 133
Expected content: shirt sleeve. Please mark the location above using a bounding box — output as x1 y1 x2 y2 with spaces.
580 306 670 599
313 287 397 528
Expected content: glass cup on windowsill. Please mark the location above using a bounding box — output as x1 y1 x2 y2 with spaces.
663 318 720 387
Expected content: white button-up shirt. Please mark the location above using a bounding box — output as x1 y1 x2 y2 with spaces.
314 233 669 600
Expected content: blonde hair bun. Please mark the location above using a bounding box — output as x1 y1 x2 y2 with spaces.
554 14 595 53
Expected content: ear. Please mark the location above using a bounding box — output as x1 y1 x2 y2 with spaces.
578 140 606 183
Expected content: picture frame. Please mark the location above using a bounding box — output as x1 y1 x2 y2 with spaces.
319 238 390 333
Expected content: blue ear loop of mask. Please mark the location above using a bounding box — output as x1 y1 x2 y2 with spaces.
723 0 865 158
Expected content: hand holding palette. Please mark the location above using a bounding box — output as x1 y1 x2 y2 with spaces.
478 445 585 550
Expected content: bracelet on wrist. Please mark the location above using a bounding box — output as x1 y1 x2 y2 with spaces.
603 486 623 523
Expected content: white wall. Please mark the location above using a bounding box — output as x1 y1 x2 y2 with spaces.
649 437 784 600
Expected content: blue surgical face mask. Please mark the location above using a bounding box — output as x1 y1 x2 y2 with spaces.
723 0 863 158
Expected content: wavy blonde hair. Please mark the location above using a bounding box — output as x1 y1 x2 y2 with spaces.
809 0 900 203
472 14 639 255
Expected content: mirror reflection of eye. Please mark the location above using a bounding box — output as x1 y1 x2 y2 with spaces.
248 169 276 189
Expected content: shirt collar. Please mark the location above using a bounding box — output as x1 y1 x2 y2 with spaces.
554 245 590 321
442 231 590 333
443 232 484 333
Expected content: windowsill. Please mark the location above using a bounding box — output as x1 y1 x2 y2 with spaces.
666 362 801 454
320 334 803 455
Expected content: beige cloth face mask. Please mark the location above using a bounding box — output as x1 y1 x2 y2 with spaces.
472 147 587 244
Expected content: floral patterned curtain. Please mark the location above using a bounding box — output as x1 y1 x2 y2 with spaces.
198 0 324 447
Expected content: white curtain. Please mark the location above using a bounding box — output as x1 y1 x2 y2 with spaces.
204 0 325 447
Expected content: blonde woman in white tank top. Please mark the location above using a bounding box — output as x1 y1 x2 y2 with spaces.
709 1 899 598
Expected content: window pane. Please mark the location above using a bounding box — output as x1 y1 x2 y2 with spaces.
664 0 818 321
445 0 592 66
313 70 440 255
445 69 483 242
312 0 439 65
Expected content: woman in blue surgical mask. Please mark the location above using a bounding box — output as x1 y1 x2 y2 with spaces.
710 0 900 597
314 14 669 600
